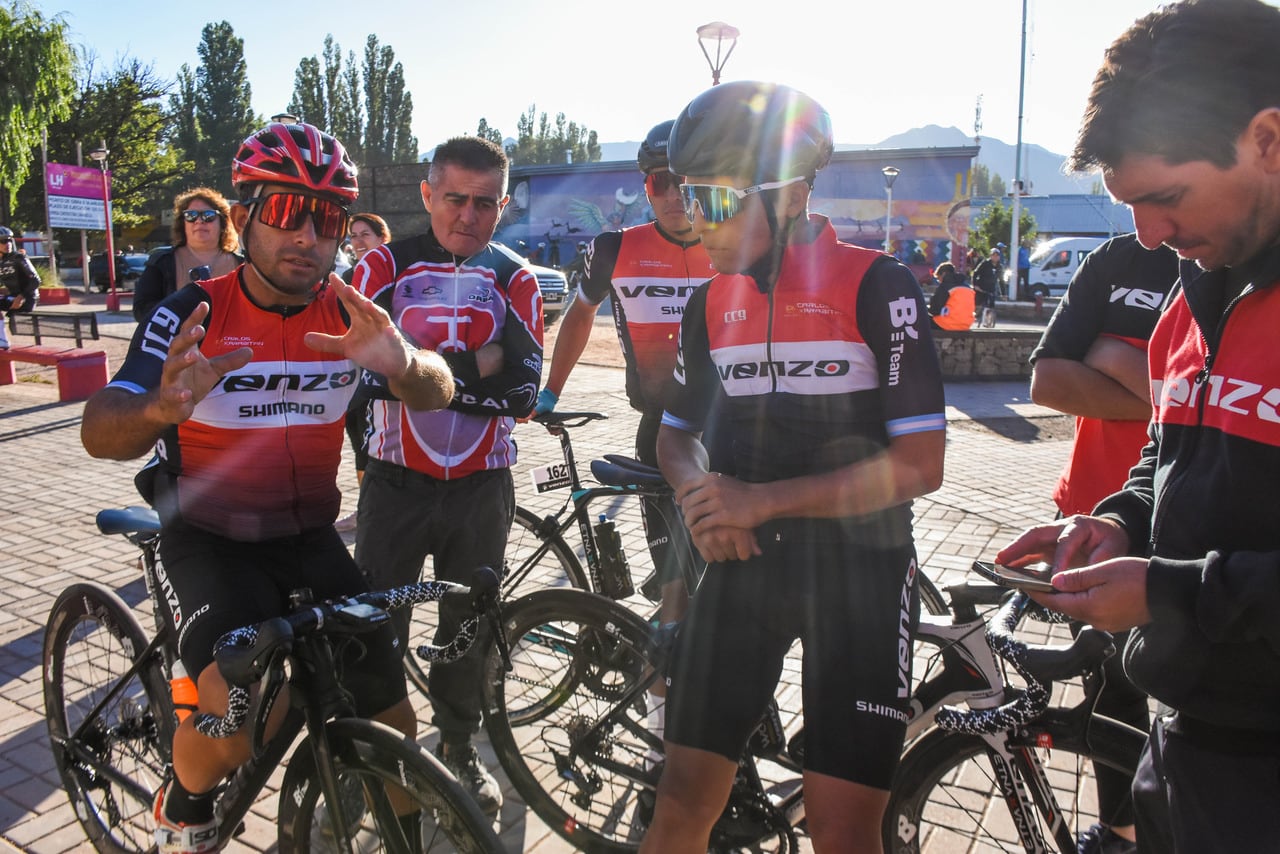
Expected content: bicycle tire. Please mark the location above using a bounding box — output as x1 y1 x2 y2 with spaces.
918 568 947 617
883 716 1144 853
483 588 660 853
404 504 588 696
277 718 504 854
43 582 174 854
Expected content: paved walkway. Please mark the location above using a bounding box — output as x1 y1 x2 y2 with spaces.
0 311 1071 852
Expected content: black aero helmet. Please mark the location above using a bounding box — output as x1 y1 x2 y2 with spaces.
668 81 833 185
637 120 676 174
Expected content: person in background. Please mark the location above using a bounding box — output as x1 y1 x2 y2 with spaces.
0 226 39 350
351 135 543 814
999 1 1280 849
536 119 715 618
1017 239 1032 297
927 260 975 330
1029 233 1179 854
133 188 240 322
335 212 392 534
80 120 453 854
645 81 945 853
972 248 1002 327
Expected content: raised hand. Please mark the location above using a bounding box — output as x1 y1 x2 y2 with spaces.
152 301 252 425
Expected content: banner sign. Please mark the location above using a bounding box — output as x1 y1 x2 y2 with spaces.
46 163 110 230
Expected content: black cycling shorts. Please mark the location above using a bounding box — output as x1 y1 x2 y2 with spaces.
156 518 407 719
665 531 920 789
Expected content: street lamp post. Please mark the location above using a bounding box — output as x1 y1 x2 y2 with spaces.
87 145 118 312
696 21 740 86
882 166 900 255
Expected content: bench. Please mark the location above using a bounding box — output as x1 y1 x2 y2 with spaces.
7 309 100 347
0 345 110 401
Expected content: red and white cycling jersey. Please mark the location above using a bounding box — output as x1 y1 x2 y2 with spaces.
109 270 357 541
353 231 543 480
583 224 715 410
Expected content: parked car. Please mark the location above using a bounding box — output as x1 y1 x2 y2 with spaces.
1024 236 1107 298
87 252 131 292
527 263 570 325
122 253 149 282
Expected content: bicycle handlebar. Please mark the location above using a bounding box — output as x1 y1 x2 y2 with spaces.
934 590 1115 735
194 568 501 739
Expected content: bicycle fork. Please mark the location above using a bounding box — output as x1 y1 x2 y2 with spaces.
979 730 1073 854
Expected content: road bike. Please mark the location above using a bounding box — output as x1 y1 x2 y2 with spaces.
403 410 694 696
43 505 505 853
480 565 1145 852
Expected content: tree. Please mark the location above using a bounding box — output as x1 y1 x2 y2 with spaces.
13 55 187 234
287 34 416 166
504 105 601 166
972 163 1007 198
474 118 503 147
0 2 76 222
288 35 362 161
972 200 1036 257
170 21 259 196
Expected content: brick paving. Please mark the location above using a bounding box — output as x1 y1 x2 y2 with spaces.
0 304 1074 852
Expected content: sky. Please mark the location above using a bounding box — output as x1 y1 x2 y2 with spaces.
43 0 1171 159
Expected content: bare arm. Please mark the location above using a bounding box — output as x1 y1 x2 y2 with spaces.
1084 336 1152 403
82 302 252 460
1031 356 1151 421
676 429 945 533
657 424 761 563
542 295 598 398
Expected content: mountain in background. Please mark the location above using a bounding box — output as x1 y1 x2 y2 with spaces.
598 126 1098 196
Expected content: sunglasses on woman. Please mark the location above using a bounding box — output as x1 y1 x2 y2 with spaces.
250 192 350 240
181 210 221 223
679 176 807 225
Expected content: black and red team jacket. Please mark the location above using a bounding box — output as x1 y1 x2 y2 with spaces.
1097 245 1280 733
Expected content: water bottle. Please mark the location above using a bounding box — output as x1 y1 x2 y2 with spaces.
170 660 199 723
593 514 634 599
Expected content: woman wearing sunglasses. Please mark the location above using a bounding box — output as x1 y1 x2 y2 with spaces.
645 82 946 854
132 187 242 322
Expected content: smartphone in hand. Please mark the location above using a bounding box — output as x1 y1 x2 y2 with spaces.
971 560 1056 593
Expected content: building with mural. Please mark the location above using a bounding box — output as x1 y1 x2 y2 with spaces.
494 145 980 279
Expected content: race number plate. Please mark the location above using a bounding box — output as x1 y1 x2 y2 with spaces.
530 462 572 493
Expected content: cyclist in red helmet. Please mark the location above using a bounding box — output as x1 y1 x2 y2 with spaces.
645 82 945 853
81 119 453 853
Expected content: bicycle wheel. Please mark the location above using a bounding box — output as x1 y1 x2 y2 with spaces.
483 588 660 852
918 568 947 617
43 582 174 854
404 505 588 696
883 716 1144 853
277 718 503 854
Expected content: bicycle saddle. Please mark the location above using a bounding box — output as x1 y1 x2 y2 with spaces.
96 506 161 536
590 455 669 488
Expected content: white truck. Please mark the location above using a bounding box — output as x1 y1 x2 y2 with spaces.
1024 236 1108 298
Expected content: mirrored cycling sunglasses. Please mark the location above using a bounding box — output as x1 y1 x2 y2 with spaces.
645 170 685 196
181 209 221 223
251 192 350 240
679 176 807 225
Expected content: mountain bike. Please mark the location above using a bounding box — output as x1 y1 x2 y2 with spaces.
480 565 1145 852
43 505 505 853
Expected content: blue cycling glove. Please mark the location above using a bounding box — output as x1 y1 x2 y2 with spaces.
534 388 559 415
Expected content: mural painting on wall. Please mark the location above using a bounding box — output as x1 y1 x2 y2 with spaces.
497 170 652 265
495 162 974 281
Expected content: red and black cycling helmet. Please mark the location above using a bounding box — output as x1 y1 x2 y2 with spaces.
637 120 676 175
231 120 359 204
668 81 833 185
